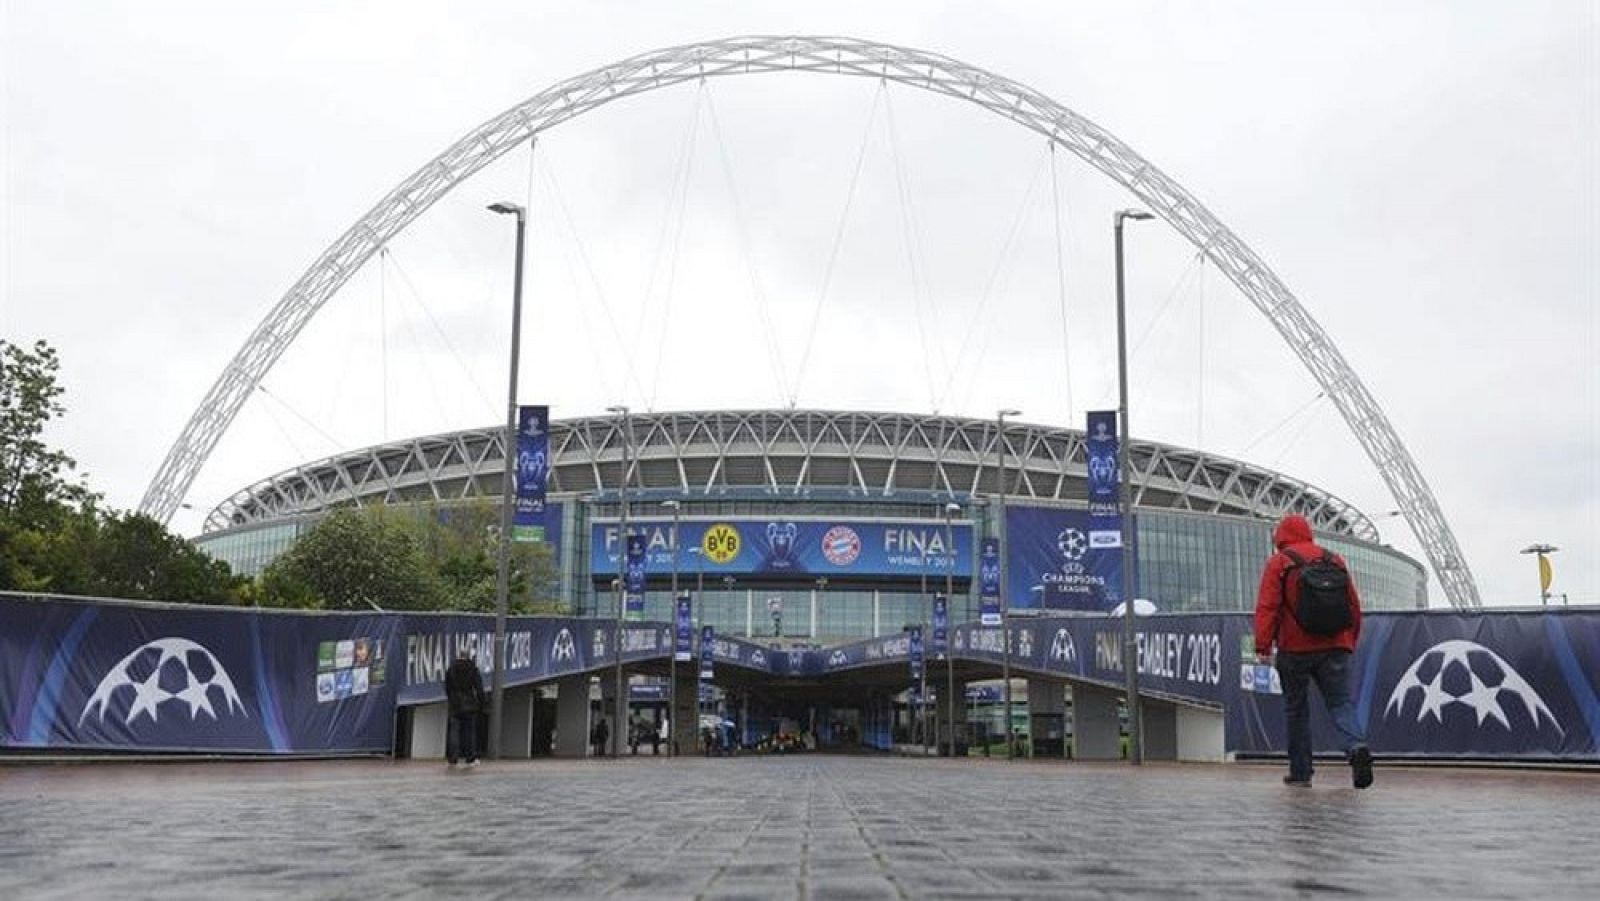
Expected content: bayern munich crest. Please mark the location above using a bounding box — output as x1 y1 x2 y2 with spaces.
821 525 862 566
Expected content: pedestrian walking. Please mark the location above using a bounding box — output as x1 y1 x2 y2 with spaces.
1254 513 1374 789
444 648 486 769
590 717 609 758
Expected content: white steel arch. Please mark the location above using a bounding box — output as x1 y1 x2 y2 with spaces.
140 35 1481 608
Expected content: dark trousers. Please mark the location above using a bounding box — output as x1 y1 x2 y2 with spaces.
1276 649 1366 781
447 711 479 764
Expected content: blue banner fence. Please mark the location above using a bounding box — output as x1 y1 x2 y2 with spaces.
4 592 1596 761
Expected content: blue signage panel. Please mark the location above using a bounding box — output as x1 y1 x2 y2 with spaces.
674 595 693 662
979 538 1002 626
0 595 398 754
624 534 647 620
932 594 949 659
1005 506 1123 612
909 626 924 682
512 405 549 542
1084 410 1121 550
699 626 715 681
590 519 971 579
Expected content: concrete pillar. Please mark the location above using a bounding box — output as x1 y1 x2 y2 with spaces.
408 701 448 760
746 590 753 637
937 676 969 756
1176 704 1226 762
810 589 817 638
873 590 881 637
1141 699 1178 761
1072 682 1123 760
497 685 534 759
601 676 619 756
554 675 591 758
672 663 698 755
1027 679 1068 758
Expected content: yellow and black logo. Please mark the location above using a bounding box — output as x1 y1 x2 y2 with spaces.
702 524 741 564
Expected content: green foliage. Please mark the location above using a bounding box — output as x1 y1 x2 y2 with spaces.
253 501 568 613
260 508 444 611
85 512 246 603
0 339 95 527
0 340 243 603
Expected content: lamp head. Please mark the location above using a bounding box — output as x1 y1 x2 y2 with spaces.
1116 208 1154 223
487 201 524 218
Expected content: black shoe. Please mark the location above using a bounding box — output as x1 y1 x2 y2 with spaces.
1283 776 1312 788
1350 746 1374 789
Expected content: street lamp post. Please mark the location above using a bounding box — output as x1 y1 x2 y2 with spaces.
485 200 526 760
995 408 1020 759
663 499 681 755
1520 544 1560 606
607 404 632 759
1115 208 1154 764
944 501 960 757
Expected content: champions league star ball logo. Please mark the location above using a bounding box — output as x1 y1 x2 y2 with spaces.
766 522 799 564
1383 640 1563 735
551 628 577 663
1056 528 1088 563
749 650 768 668
81 638 247 727
1049 628 1077 665
828 650 849 667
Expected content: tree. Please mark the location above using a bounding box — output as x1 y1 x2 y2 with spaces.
0 339 94 528
86 512 246 603
259 507 443 610
413 500 564 614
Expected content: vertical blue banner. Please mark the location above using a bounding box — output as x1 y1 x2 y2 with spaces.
624 534 646 620
980 538 1002 626
932 594 949 659
674 594 693 662
1084 410 1121 551
512 405 549 542
1084 409 1126 606
699 625 715 680
909 626 924 682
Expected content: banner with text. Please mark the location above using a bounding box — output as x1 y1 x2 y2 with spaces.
979 538 1002 626
1005 506 1124 612
624 534 647 620
591 519 972 579
512 405 549 542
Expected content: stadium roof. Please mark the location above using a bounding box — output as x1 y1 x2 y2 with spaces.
205 409 1377 540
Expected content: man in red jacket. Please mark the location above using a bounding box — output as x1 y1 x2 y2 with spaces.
1255 514 1374 789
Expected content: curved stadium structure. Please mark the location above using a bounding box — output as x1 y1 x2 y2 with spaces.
195 409 1425 639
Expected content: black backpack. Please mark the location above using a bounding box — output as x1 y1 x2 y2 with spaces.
1281 547 1353 635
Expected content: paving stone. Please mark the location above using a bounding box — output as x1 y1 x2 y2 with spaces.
2 757 1597 898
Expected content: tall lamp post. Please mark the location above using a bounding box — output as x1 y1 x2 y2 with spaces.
944 501 960 757
607 404 632 758
995 407 1020 758
663 499 681 755
1520 544 1560 606
1115 208 1154 764
485 200 526 760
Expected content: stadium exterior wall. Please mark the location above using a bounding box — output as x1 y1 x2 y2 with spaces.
193 410 1426 639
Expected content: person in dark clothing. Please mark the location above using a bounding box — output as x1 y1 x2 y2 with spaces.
1255 513 1374 789
590 717 609 758
444 648 487 768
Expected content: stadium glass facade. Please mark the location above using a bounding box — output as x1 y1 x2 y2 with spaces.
191 410 1428 637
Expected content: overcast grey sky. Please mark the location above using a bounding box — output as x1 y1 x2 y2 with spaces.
2 1 1595 607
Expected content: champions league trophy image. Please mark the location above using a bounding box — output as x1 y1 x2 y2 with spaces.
764 521 801 571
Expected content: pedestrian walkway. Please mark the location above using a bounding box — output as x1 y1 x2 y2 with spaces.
1 757 1593 898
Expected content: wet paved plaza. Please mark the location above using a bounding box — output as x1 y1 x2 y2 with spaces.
1 755 1596 899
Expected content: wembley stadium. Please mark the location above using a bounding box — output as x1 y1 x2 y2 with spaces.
194 407 1426 639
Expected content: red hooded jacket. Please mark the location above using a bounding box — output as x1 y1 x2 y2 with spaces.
1253 514 1362 656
